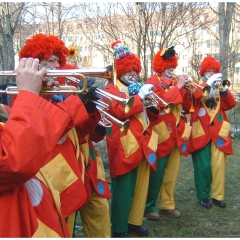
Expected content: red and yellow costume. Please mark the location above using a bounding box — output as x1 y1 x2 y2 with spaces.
0 91 86 237
104 78 158 233
78 123 111 237
145 47 192 215
189 56 236 202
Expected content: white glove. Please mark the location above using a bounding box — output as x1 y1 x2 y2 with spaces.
138 84 154 100
206 73 222 86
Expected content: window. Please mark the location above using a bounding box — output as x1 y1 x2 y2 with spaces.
235 67 239 74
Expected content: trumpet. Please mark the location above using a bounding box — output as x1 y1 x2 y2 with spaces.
213 79 231 91
145 92 175 114
185 81 211 97
95 88 134 114
96 106 130 134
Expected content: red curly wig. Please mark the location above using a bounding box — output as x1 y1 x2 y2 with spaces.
152 49 178 74
115 53 142 79
199 56 221 76
19 33 69 67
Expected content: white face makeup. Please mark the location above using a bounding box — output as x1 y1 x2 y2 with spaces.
162 67 175 78
120 68 137 85
204 70 216 79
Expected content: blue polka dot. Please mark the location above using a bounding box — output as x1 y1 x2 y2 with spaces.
216 138 224 147
181 142 187 152
97 181 105 194
148 152 156 164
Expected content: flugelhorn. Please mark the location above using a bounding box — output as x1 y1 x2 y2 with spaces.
213 79 231 91
95 88 134 114
145 92 175 114
185 81 211 97
96 106 130 134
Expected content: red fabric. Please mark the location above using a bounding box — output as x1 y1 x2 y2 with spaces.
146 75 192 157
0 91 77 237
189 87 236 154
103 82 157 178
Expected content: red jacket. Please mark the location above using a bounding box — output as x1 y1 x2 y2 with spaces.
0 91 84 237
103 80 158 178
189 81 236 154
146 75 192 157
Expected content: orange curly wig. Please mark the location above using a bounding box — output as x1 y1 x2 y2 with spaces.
152 49 178 74
19 33 69 67
115 53 142 79
199 56 221 76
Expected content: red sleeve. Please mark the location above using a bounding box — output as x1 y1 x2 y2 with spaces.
103 83 144 120
0 91 77 192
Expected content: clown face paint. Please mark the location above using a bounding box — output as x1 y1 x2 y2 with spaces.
162 67 175 78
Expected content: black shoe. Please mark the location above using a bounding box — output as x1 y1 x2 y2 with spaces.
128 224 149 236
199 198 212 209
212 198 226 207
112 232 129 238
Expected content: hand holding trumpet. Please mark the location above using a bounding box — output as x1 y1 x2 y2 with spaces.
177 74 189 89
16 58 48 95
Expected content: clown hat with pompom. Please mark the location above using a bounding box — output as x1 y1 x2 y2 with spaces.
19 33 69 67
152 46 178 74
111 40 141 87
199 56 221 77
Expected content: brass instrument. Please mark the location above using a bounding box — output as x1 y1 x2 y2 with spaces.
213 79 231 91
145 92 175 114
96 106 130 134
95 88 134 114
185 81 211 97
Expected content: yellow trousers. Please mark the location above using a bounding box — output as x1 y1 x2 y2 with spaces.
158 145 181 210
79 189 111 237
128 159 150 226
211 142 227 200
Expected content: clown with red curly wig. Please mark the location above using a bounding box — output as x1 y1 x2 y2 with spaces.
188 55 236 211
144 46 192 221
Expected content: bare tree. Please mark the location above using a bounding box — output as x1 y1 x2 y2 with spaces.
0 2 25 83
72 2 211 80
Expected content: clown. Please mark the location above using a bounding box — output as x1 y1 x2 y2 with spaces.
188 56 236 209
144 46 192 221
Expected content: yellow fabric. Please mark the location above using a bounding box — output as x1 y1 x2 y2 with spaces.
182 122 192 141
152 121 170 143
66 212 76 237
148 129 158 152
32 219 61 238
219 121 231 140
158 145 181 210
171 104 181 126
211 142 227 201
68 129 85 182
79 190 111 237
120 129 139 157
128 159 150 225
192 119 205 139
40 153 78 193
200 90 220 122
96 156 106 181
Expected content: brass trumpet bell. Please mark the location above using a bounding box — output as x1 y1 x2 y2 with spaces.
96 106 130 134
186 81 211 97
